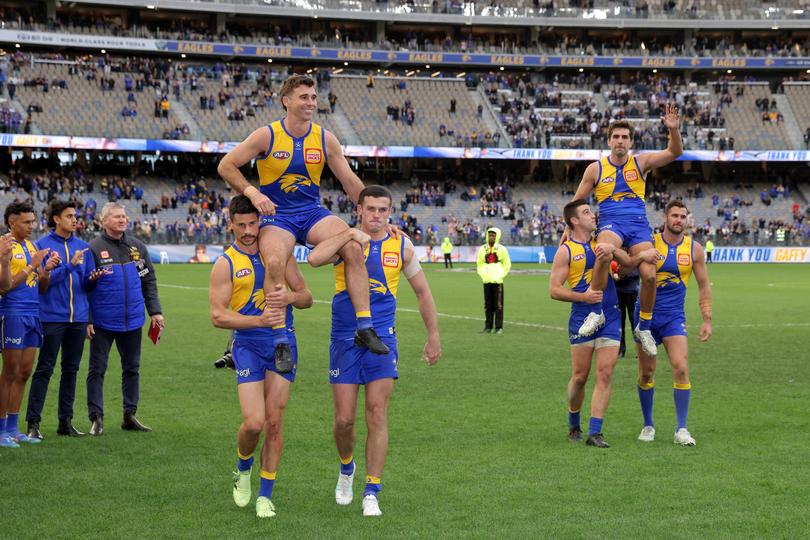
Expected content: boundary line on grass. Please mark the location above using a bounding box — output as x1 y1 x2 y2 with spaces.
159 283 810 330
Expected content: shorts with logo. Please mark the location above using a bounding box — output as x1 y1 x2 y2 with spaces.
633 306 687 346
597 214 653 248
260 206 333 246
1 315 43 349
329 336 398 385
232 333 298 384
569 303 621 346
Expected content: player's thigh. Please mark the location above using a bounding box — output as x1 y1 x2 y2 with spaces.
237 381 266 427
570 345 595 380
264 371 292 422
594 344 619 378
595 228 623 247
365 378 394 413
332 383 360 424
1 347 23 374
662 335 689 375
259 224 296 262
306 214 349 246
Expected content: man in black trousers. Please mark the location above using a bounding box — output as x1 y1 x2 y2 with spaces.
85 202 164 436
612 259 640 358
476 227 511 334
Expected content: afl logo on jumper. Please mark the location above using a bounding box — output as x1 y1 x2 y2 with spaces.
305 148 322 164
235 268 253 278
272 151 291 160
572 253 585 262
601 176 615 184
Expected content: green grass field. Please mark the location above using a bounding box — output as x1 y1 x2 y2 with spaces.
3 262 810 538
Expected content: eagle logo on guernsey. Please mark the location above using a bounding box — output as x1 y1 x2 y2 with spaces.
278 173 312 193
272 151 291 160
657 272 682 288
678 254 691 266
383 252 399 268
235 268 252 278
369 278 388 296
305 148 322 164
251 289 267 311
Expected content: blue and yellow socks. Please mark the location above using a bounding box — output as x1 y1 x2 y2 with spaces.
638 380 655 427
340 455 355 476
259 470 276 499
237 448 254 473
588 417 603 436
364 475 381 498
356 310 372 330
568 409 581 428
638 311 652 332
674 382 692 430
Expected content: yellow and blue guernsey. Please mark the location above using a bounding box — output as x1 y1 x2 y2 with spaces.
222 245 292 342
651 232 693 313
0 239 40 317
331 235 404 342
594 155 653 247
562 238 620 343
256 119 327 216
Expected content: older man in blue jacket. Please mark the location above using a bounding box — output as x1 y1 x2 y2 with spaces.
26 201 100 440
86 202 163 436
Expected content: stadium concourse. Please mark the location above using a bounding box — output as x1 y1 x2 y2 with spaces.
0 0 810 536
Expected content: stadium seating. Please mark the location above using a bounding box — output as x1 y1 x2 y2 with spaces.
783 83 810 142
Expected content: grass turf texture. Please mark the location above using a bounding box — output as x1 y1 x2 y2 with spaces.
2 262 809 538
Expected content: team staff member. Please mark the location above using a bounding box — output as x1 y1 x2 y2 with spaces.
476 227 511 334
705 239 714 263
611 258 640 358
0 202 60 448
308 185 441 517
441 237 453 269
635 200 713 446
210 195 313 519
27 201 101 439
85 202 163 436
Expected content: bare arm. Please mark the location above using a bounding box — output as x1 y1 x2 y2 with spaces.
307 228 369 268
636 103 683 172
404 246 441 365
548 247 602 304
691 242 713 342
10 248 48 291
283 256 313 310
613 247 657 272
217 127 277 215
561 162 599 244
324 130 364 204
209 258 266 330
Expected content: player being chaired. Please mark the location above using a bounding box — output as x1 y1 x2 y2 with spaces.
218 75 390 372
568 105 683 356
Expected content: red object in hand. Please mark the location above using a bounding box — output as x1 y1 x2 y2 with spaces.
610 260 619 273
148 321 162 345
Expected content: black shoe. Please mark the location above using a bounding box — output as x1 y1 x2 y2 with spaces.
568 425 583 443
122 412 152 432
274 342 293 373
89 415 104 436
479 328 492 334
57 419 86 437
586 433 610 448
354 327 390 355
27 421 43 441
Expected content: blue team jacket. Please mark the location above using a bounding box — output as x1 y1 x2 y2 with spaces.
36 232 95 323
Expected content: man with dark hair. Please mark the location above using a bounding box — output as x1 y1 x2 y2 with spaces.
210 195 313 519
85 202 163 436
566 107 683 357
26 200 101 439
0 202 60 447
635 199 713 447
307 185 440 517
218 74 393 374
551 200 655 448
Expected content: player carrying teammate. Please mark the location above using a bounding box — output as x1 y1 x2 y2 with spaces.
568 107 683 357
633 200 713 446
209 195 313 518
218 74 389 374
307 185 441 516
550 199 655 448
